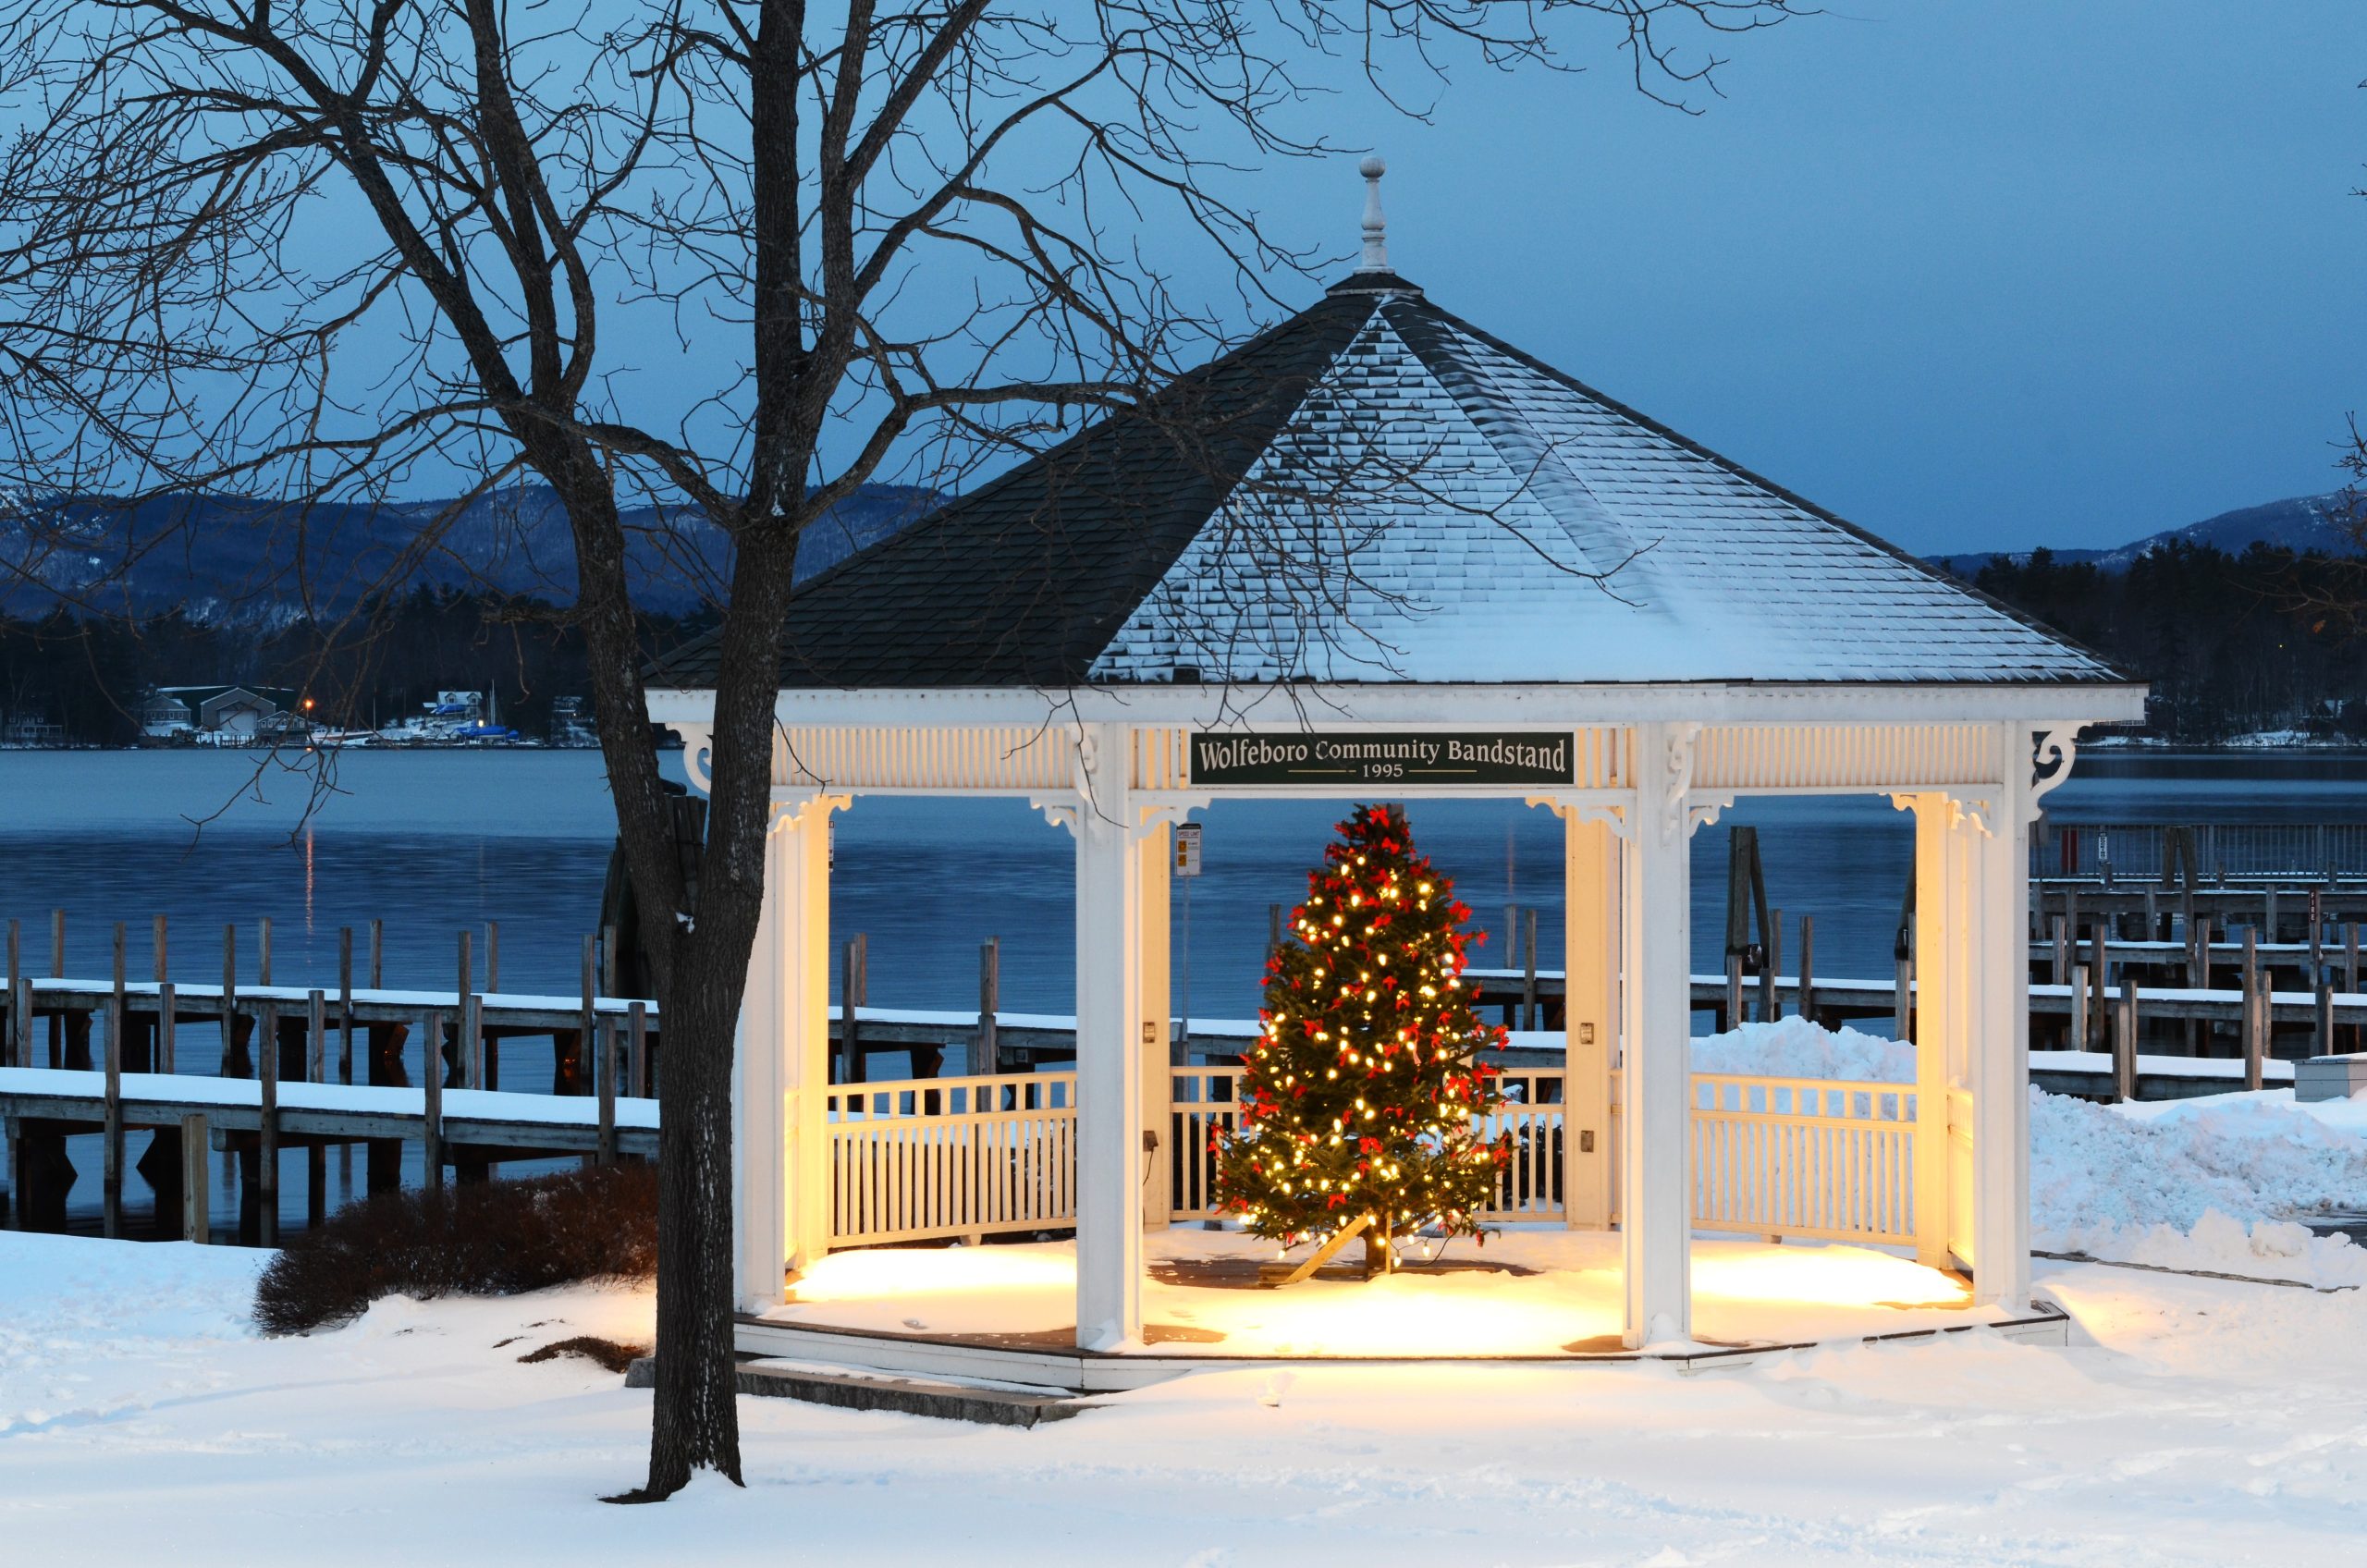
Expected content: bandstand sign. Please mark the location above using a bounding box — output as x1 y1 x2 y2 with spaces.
1188 730 1576 789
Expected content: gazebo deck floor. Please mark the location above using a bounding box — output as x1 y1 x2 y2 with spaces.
738 1230 2067 1390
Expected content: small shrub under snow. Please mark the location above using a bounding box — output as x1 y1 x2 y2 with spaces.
254 1164 656 1336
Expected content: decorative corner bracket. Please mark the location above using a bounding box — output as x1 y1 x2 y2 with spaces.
1525 794 1633 840
1687 793 1735 835
767 790 850 833
2028 725 2081 820
1656 722 1701 843
674 723 715 795
1030 795 1084 838
1134 799 1209 840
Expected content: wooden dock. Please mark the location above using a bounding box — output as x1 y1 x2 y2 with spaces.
2 913 670 1242
0 1058 660 1243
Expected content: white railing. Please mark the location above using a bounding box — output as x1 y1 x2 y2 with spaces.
1167 1065 1573 1224
824 1064 1922 1251
1479 1067 1569 1220
1168 1067 1243 1219
825 1072 1076 1244
1690 1073 1917 1245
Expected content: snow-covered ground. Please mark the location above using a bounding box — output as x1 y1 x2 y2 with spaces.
8 1020 2367 1563
5 1229 2367 1565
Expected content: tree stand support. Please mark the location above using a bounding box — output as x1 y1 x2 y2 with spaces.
1259 1212 1384 1288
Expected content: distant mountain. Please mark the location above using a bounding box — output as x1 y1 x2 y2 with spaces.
0 482 938 620
1930 491 2357 579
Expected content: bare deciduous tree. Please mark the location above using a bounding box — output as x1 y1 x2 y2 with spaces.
0 0 1799 1499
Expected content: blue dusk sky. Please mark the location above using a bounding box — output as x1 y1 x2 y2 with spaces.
1245 0 2367 557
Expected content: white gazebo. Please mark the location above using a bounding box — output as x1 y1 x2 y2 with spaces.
648 173 2143 1361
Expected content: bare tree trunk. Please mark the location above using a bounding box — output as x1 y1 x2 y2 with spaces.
608 528 801 1498
640 947 744 1492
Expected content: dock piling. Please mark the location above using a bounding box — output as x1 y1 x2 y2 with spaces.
456 929 474 1088
596 1016 617 1168
306 986 327 1225
578 934 596 1099
1521 908 1539 1031
629 1000 648 1099
46 910 61 1067
2245 962 2267 1093
6 919 18 1069
257 1008 278 1246
421 1010 443 1191
1799 915 1817 1027
338 928 354 1085
180 1113 208 1243
1893 950 1911 1044
104 923 125 1238
977 938 1000 1075
2113 977 2139 1103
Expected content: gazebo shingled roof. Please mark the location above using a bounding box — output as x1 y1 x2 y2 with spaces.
653 272 2118 693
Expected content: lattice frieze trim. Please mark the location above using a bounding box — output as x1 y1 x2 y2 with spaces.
1693 725 2001 791
769 725 1079 791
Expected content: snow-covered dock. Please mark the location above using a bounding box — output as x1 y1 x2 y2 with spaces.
0 1067 656 1241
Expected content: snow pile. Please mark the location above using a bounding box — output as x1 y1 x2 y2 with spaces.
2031 1088 2367 1286
1688 1016 1916 1083
1701 1019 2367 1287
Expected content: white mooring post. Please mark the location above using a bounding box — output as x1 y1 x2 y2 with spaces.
1068 722 1145 1352
1621 722 1696 1349
731 790 845 1313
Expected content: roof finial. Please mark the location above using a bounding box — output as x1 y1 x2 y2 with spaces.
1356 155 1389 273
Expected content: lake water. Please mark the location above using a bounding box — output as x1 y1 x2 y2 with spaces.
3 744 2361 1232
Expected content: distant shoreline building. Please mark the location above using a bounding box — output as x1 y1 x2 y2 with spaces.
141 684 302 742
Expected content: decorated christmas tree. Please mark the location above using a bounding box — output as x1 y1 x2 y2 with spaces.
1214 803 1508 1276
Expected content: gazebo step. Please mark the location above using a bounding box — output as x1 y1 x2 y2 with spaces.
626 1355 1086 1427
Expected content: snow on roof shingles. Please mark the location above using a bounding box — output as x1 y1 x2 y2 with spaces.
1092 295 2115 685
651 284 2117 692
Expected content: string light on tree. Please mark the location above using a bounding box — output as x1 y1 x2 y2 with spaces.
1215 803 1509 1278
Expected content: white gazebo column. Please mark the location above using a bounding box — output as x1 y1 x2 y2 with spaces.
1558 808 1619 1229
1904 792 1956 1271
1970 738 2033 1308
731 790 845 1313
1138 821 1173 1231
1071 723 1145 1350
1621 722 1699 1348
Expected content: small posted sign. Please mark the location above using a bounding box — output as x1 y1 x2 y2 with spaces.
1189 731 1576 789
1173 822 1203 878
